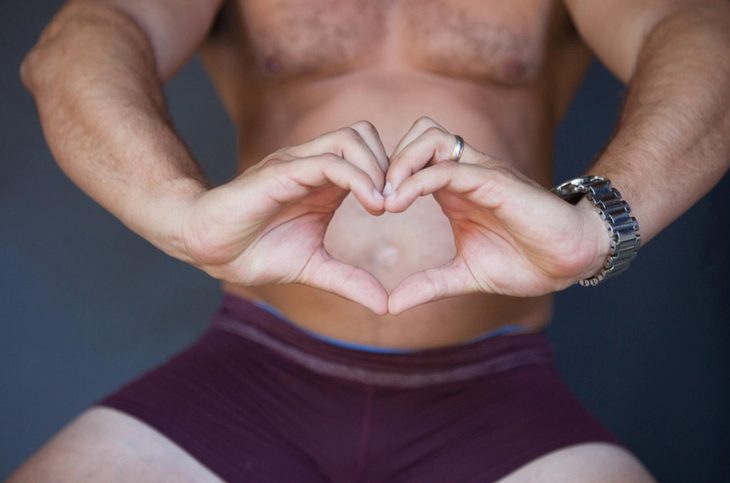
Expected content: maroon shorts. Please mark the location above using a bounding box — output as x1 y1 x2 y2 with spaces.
96 294 618 482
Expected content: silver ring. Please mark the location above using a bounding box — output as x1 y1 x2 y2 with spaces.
449 135 465 162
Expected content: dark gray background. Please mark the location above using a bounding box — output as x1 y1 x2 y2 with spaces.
2 1 729 481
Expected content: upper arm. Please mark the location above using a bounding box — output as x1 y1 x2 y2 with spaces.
97 0 225 80
46 0 225 81
561 0 718 82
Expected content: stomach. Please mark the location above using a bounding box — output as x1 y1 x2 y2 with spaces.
222 67 557 349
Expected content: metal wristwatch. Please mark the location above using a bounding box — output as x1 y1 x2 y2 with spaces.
551 175 641 286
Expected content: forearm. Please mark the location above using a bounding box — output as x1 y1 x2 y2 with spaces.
586 4 730 246
21 3 208 260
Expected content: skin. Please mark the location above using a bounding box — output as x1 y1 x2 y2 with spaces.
11 0 730 480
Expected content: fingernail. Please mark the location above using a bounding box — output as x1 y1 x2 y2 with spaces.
385 189 397 200
382 181 394 196
372 187 384 200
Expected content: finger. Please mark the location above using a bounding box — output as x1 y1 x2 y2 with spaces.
389 116 449 159
386 127 482 194
387 258 477 315
261 153 385 213
285 123 386 190
298 246 389 315
349 120 389 174
385 162 506 213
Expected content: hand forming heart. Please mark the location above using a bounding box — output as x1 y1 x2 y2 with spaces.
182 117 610 316
382 116 610 314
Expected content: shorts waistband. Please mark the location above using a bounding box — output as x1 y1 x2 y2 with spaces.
212 293 555 388
251 298 527 354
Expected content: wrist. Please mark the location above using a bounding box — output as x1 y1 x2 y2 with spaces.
553 174 641 286
124 177 209 263
575 195 612 281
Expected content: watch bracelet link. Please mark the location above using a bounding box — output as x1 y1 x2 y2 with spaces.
550 175 641 286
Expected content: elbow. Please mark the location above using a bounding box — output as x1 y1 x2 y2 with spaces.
629 1 730 81
19 52 33 92
20 46 43 93
664 2 730 40
19 7 71 95
646 1 730 46
19 37 66 96
19 3 155 96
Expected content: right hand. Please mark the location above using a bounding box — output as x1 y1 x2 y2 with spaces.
181 121 390 314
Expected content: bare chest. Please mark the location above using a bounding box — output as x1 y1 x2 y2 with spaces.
235 0 561 84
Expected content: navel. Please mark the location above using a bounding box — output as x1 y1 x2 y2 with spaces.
372 244 401 268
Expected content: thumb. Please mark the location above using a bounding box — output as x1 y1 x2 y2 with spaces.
297 246 389 315
387 258 476 315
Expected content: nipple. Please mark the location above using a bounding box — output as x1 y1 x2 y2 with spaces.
372 244 401 268
263 54 283 75
501 58 528 81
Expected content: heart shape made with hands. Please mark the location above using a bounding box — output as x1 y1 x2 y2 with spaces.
186 116 607 318
308 116 607 316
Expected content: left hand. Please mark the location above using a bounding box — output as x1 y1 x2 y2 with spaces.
383 117 611 314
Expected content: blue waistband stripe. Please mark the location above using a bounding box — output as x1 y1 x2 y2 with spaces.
251 299 524 354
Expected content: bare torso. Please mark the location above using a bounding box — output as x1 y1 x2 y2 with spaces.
11 2 672 481
200 0 593 349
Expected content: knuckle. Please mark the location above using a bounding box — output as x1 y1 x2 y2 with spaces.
261 155 286 169
414 115 437 127
337 126 361 143
258 149 293 169
424 126 446 138
272 145 291 156
258 158 288 178
318 152 342 164
245 155 282 179
350 120 376 133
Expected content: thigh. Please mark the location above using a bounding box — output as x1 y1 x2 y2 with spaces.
9 325 332 483
7 406 220 483
369 362 651 482
498 443 656 483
